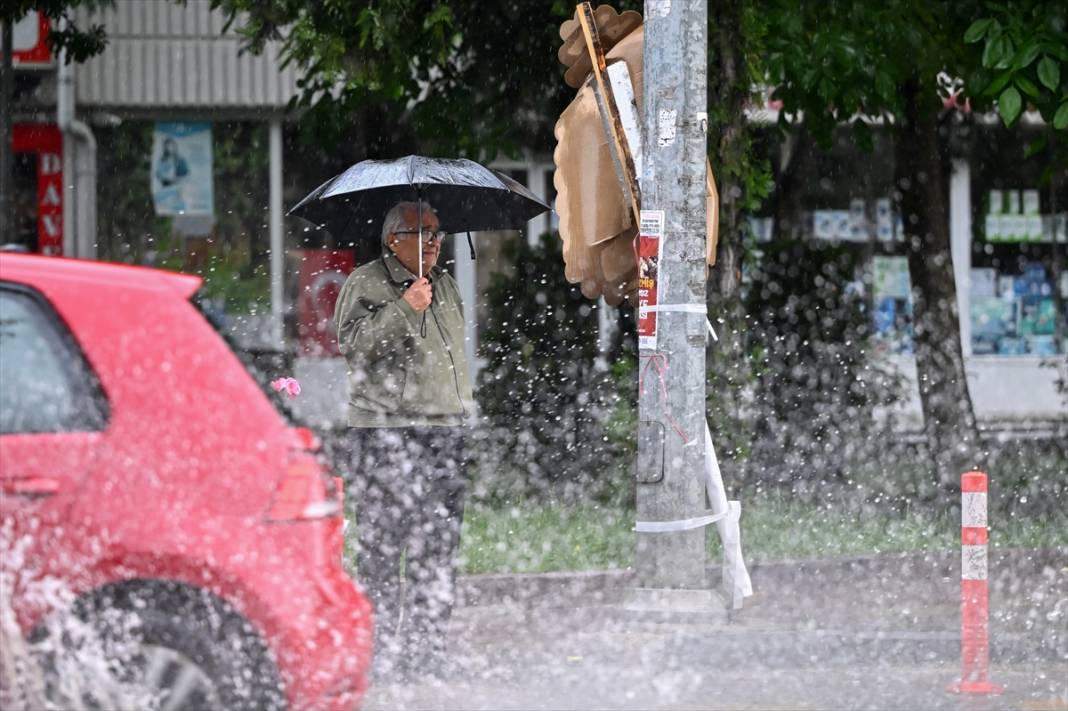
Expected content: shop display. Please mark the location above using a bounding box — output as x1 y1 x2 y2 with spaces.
983 187 1062 242
811 198 903 243
969 262 1063 356
970 297 1016 355
872 256 913 354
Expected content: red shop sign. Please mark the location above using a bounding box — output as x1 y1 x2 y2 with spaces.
12 125 64 256
13 11 52 67
296 250 356 357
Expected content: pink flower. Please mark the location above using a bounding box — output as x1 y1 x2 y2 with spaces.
270 377 302 398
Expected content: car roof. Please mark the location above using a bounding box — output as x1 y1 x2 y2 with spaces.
0 253 203 299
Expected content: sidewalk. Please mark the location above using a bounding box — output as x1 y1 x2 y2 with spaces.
364 548 1068 710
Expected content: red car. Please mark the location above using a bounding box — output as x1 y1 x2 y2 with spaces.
0 253 371 710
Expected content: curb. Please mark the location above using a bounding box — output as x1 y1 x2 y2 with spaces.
452 548 1068 666
455 546 1068 608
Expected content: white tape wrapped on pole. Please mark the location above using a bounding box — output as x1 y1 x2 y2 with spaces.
705 420 753 608
634 510 727 532
632 419 753 608
637 303 718 340
638 303 707 316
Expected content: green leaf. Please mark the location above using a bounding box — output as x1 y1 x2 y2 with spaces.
875 71 894 100
984 36 1012 69
982 69 1014 97
1037 57 1060 91
994 37 1015 69
1023 134 1048 159
1015 75 1040 98
964 18 993 44
999 86 1022 126
1013 42 1041 70
1054 102 1068 130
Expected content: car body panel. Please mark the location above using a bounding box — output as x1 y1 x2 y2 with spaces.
0 254 370 711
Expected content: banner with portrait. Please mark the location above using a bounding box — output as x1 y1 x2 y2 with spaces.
151 122 214 217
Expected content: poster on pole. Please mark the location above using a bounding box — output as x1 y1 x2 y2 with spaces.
151 122 214 217
637 209 665 350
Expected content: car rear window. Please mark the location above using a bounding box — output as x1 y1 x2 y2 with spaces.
191 294 300 426
0 285 109 434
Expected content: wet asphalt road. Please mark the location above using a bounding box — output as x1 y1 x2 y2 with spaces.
363 550 1068 710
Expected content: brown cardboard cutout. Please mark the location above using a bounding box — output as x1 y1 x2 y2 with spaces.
554 20 719 306
559 6 644 89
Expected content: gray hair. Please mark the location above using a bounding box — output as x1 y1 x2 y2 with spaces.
381 201 437 245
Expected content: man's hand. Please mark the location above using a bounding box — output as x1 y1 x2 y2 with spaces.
403 277 433 312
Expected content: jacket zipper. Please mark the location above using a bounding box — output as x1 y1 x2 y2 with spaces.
429 299 468 418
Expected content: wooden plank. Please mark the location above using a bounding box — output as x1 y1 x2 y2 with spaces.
576 1 642 226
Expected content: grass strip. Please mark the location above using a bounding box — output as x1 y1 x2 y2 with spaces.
456 494 1068 574
343 493 1067 576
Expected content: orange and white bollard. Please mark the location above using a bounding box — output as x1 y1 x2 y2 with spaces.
949 471 1003 695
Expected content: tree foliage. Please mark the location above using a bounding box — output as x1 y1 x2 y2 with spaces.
210 0 645 160
962 2 1068 129
765 1 979 147
1 1 114 63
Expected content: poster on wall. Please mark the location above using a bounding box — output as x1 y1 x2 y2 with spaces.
871 255 914 355
151 122 214 217
637 210 665 351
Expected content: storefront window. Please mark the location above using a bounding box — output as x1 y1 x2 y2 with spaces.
969 124 1066 356
96 121 270 314
751 127 914 355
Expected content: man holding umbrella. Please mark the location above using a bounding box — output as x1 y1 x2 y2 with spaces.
333 200 472 681
294 155 547 680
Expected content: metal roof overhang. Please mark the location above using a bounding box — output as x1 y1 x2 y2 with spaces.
74 0 299 116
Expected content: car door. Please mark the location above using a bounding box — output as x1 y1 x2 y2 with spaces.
0 282 108 591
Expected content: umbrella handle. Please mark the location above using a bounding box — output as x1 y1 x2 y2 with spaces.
467 232 476 260
418 197 424 279
420 312 428 338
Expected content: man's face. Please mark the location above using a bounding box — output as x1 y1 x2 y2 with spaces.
387 206 442 276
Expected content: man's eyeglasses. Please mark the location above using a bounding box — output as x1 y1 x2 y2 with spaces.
393 229 447 244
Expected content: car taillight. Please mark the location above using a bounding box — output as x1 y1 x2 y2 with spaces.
291 426 321 452
267 457 340 521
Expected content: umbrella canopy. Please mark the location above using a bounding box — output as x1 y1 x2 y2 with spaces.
288 155 551 241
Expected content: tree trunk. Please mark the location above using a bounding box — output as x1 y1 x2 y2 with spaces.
705 0 753 468
894 77 984 487
1 21 14 242
772 128 813 241
708 0 747 304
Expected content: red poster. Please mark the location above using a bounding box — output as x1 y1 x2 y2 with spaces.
12 124 63 255
637 210 664 350
296 250 356 357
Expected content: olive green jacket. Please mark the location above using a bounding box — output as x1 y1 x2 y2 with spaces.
334 252 473 428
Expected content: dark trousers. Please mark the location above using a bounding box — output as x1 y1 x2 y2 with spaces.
345 426 466 678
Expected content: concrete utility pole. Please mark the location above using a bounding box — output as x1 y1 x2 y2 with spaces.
636 0 709 589
1 21 14 241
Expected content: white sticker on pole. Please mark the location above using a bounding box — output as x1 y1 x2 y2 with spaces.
962 544 988 581
637 210 665 351
961 492 987 528
649 0 671 17
657 109 677 147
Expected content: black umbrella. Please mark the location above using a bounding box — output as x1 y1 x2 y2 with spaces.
288 155 551 254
